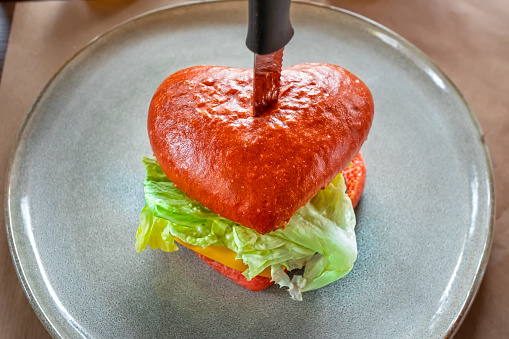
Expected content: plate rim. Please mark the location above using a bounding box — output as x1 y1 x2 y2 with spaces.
4 1 495 338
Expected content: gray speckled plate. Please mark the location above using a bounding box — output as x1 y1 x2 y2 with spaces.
5 1 494 338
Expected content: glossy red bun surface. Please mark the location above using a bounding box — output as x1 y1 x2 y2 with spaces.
148 63 374 234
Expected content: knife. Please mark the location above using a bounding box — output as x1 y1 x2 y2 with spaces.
246 0 294 117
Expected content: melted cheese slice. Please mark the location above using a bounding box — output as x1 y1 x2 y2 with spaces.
174 237 272 278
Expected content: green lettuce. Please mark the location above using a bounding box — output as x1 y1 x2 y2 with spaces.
136 157 357 300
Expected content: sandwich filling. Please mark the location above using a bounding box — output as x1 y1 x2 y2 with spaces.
136 157 357 301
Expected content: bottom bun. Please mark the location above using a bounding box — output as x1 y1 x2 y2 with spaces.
196 253 274 291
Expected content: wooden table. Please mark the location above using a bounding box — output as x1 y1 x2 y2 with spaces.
1 1 508 337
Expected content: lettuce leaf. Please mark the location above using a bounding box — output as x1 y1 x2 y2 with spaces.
137 157 357 300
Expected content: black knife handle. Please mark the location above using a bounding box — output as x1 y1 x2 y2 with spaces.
246 0 294 55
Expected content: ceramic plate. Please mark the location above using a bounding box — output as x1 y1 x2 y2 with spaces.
6 1 494 338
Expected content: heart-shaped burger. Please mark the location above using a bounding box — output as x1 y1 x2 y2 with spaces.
148 63 374 235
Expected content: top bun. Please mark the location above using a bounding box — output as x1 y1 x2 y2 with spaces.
148 63 374 234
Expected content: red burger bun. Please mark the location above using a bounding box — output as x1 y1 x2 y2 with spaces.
148 64 374 235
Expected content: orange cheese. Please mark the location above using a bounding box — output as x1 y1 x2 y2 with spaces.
174 237 272 278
